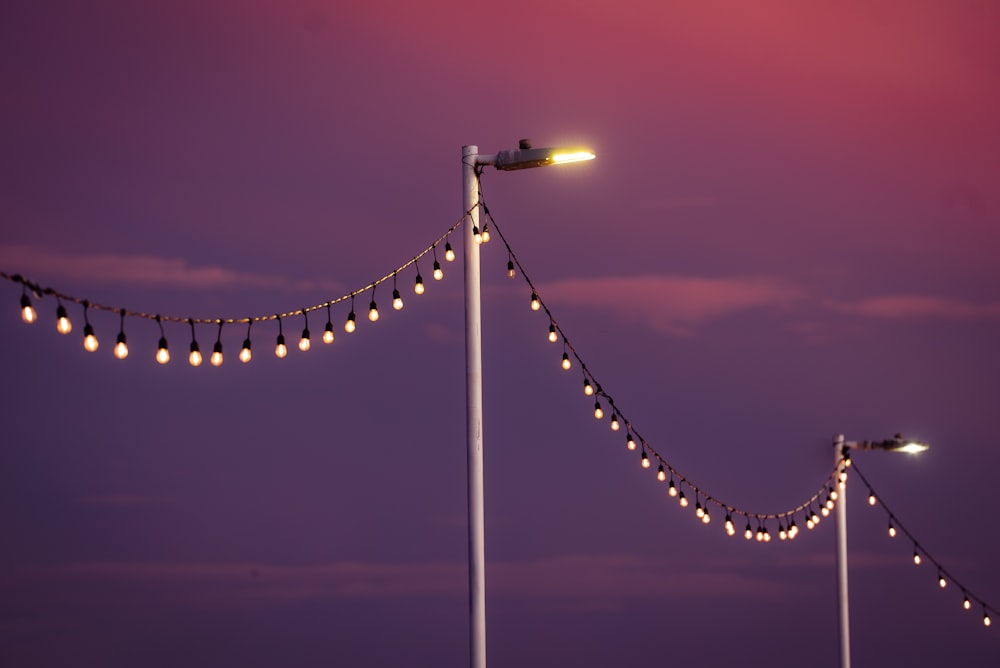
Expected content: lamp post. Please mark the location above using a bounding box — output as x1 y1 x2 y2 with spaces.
461 140 595 668
834 433 929 668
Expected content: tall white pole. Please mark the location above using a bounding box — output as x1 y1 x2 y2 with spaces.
835 434 851 668
462 145 486 668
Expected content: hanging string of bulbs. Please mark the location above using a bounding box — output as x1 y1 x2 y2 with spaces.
1 215 470 366
847 459 995 628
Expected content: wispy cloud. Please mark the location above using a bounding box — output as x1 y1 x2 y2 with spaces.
829 295 1000 319
0 244 343 293
540 275 802 336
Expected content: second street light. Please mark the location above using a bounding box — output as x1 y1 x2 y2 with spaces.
461 140 595 668
834 433 930 668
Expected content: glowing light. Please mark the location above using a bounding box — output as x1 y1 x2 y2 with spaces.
392 289 404 311
779 525 788 541
610 415 620 431
678 491 688 507
56 304 72 334
561 353 571 370
985 611 992 627
695 502 705 518
756 527 765 543
275 334 287 358
299 330 311 352
481 226 491 243
744 522 753 540
702 510 711 525
20 293 36 324
472 226 482 244
444 242 456 262
345 311 356 333
548 324 558 343
913 550 921 566
83 324 99 352
211 341 224 366
507 259 516 278
640 450 650 469
868 492 877 506
964 595 972 610
656 465 666 482
626 434 637 451
938 574 947 589
668 479 678 497
369 300 379 322
433 260 443 281
188 342 202 367
551 151 596 165
530 292 541 311
888 521 897 538
156 337 170 364
593 401 603 419
414 273 425 295
239 339 252 363
323 322 335 344
725 515 735 536
583 379 593 395
114 333 128 360
821 506 830 517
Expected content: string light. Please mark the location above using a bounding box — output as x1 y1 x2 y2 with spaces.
744 520 753 540
668 477 678 497
56 301 71 334
913 548 922 565
480 222 490 243
275 316 288 358
240 320 253 363
656 464 666 482
323 304 335 344
678 489 689 508
640 449 650 469
593 400 604 420
507 255 516 279
113 309 128 360
725 513 735 536
583 378 593 395
610 414 620 431
938 571 947 589
345 296 357 333
964 594 972 610
432 245 443 280
368 289 379 322
626 433 637 451
985 609 992 627
530 291 541 311
888 519 897 538
392 273 404 311
868 490 877 506
299 312 311 352
187 319 201 367
444 241 456 262
82 301 98 352
20 287 36 324
472 222 482 245
155 315 170 364
210 321 224 366
548 323 558 343
561 346 572 371
414 262 425 295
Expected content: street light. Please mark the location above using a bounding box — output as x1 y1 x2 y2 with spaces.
834 433 929 668
462 140 595 668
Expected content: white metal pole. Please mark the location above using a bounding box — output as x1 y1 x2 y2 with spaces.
835 434 851 668
462 145 486 668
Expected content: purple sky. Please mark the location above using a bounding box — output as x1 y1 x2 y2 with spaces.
2 1 998 665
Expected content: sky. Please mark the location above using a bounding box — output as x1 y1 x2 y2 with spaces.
1 1 998 665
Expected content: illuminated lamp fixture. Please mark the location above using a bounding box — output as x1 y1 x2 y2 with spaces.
345 295 357 333
187 319 202 366
82 301 98 352
414 261 425 295
392 273 404 311
323 304 335 343
444 241 456 262
626 433 637 451
113 309 128 360
299 311 311 351
548 323 558 343
609 414 620 431
530 291 541 311
56 300 72 334
20 288 37 324
640 449 650 469
155 315 170 364
433 245 444 280
274 315 287 358
507 255 516 278
239 319 253 363
593 400 603 419
210 320 224 366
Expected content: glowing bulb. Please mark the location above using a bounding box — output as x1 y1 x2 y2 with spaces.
583 379 593 396
114 332 128 360
695 502 705 518
299 329 311 351
507 260 516 278
656 465 666 482
678 491 688 507
610 415 620 431
640 451 650 469
188 342 202 367
275 334 287 358
56 304 72 334
811 511 821 526
806 517 815 530
593 401 604 419
779 525 787 541
345 312 356 333
963 595 972 610
481 226 491 243
392 289 403 310
821 506 830 517
826 496 835 509
156 337 170 364
985 611 992 627
843 454 852 468
210 341 224 366
414 274 425 294
433 261 443 280
627 434 637 451
548 324 558 343
756 527 764 542
83 324 99 352
369 301 379 322
938 574 947 589
745 523 753 540
472 226 482 244
444 242 456 262
888 522 897 538
789 521 798 539
20 294 37 324
913 550 921 565
668 480 678 497
323 322 335 344
561 353 571 370
725 516 735 536
868 492 877 506
530 292 541 311
763 527 771 542
240 339 252 363
829 488 838 501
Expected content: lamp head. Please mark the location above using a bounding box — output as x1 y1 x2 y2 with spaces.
494 143 596 171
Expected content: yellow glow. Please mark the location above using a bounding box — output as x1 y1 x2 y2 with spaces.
57 315 72 334
830 489 838 501
21 305 37 324
210 351 224 366
345 315 356 333
583 379 593 395
473 228 482 244
913 551 921 565
627 435 637 451
239 346 252 363
156 346 170 365
668 480 677 497
530 294 541 311
189 349 202 366
939 576 947 589
84 332 99 352
445 244 456 262
593 403 603 419
806 518 815 530
678 493 688 507
548 325 558 343
275 342 288 358
561 354 571 370
433 263 444 280
610 415 620 431
745 526 753 540
897 442 930 454
964 596 972 610
481 227 491 243
868 493 877 506
695 504 705 518
114 341 128 360
640 452 650 469
779 527 787 541
369 305 379 322
393 294 404 311
888 524 897 538
985 613 992 627
299 336 311 352
656 466 666 482
551 151 596 165
323 327 335 344
702 512 711 525
414 277 425 294
821 507 830 517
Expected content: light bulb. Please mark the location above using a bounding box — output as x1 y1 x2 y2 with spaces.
83 324 99 352
56 304 72 334
472 225 482 244
745 523 753 540
829 488 838 501
275 334 287 358
779 525 787 541
963 595 971 610
843 454 852 468
345 312 356 333
114 332 128 360
610 415 620 431
695 502 705 518
627 434 637 451
763 527 771 542
725 515 735 536
938 574 947 589
369 301 379 322
444 242 456 262
392 289 403 311
640 451 650 469
678 491 688 507
530 292 541 311
593 401 603 419
561 353 571 370
668 479 678 497
702 511 711 525
868 492 877 506
656 465 666 482
20 294 37 324
888 522 897 538
756 527 764 542
583 379 593 395
414 274 425 294
806 517 815 530
985 611 992 627
433 261 443 280
156 337 170 364
211 341 224 366
299 330 311 351
789 520 798 539
913 550 921 565
821 506 830 517
507 260 516 278
548 324 558 343
481 226 491 243
811 511 821 526
239 339 252 363
826 497 835 510
323 322 335 344
188 342 202 366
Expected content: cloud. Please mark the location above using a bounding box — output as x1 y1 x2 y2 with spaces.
0 244 342 293
829 296 1000 319
540 275 802 336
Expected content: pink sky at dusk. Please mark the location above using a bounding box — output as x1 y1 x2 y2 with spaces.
2 1 998 666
